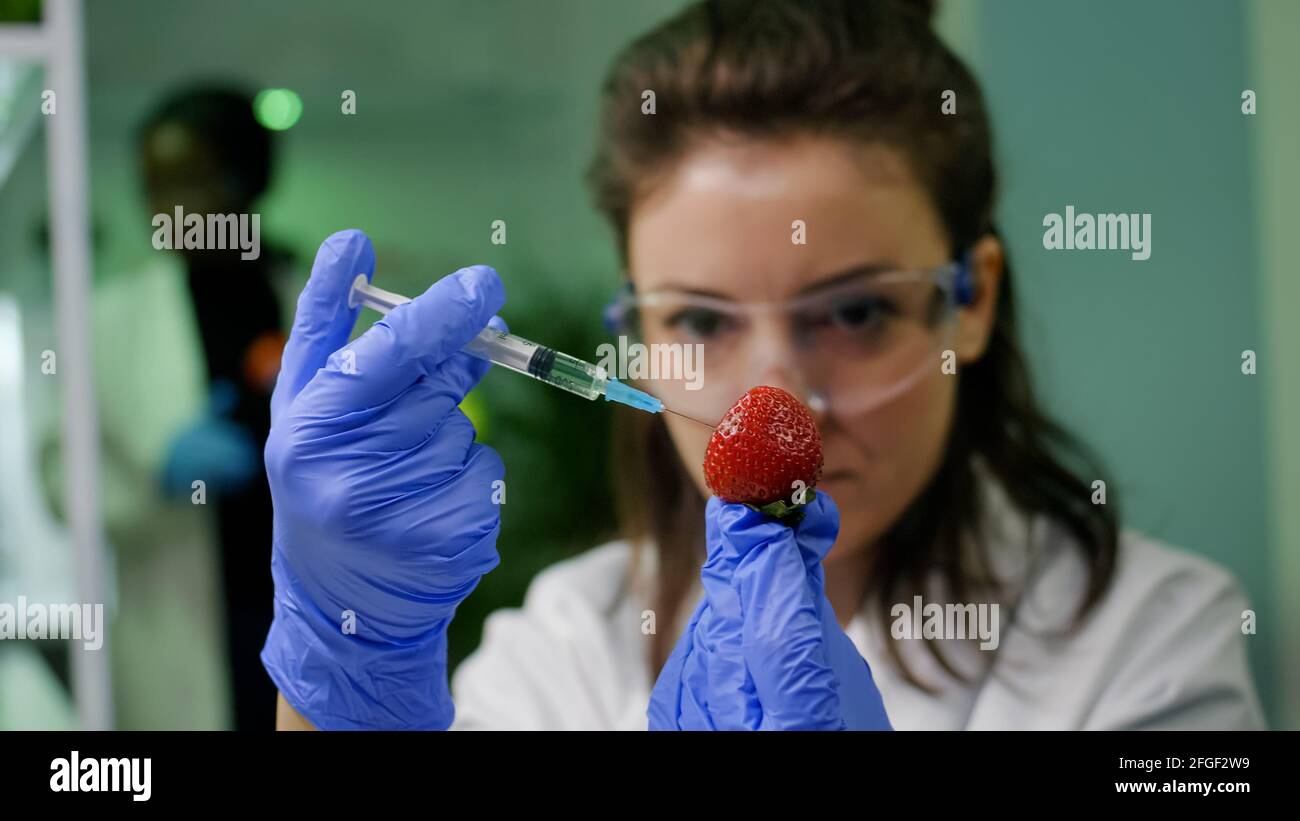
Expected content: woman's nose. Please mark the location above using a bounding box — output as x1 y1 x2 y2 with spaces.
760 370 830 423
742 324 829 423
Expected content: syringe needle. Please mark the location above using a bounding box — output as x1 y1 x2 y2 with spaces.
662 406 716 430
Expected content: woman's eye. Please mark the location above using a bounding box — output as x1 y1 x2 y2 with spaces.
666 307 731 339
827 295 893 331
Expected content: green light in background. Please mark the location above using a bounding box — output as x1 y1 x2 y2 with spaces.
253 88 303 131
459 390 490 442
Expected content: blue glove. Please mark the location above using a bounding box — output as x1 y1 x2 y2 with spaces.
259 229 506 730
648 493 892 730
160 380 260 496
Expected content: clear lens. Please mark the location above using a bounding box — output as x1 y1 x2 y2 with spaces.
614 268 958 423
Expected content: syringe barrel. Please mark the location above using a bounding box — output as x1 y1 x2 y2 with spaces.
464 328 607 401
463 328 535 373
350 275 608 401
349 276 409 313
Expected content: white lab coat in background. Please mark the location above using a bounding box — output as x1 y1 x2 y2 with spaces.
450 471 1265 730
40 256 230 730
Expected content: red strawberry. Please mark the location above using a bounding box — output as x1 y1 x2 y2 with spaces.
703 386 823 516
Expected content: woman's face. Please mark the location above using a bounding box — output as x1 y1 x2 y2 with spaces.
625 135 1001 562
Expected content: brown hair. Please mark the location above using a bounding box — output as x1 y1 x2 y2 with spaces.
587 0 1118 689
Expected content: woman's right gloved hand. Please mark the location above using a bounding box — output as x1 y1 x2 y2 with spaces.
260 229 506 730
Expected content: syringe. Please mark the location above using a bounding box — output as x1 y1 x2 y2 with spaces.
348 275 675 417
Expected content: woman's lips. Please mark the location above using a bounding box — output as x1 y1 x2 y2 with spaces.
819 469 856 492
817 471 859 506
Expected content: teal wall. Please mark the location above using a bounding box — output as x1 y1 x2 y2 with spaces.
947 0 1278 724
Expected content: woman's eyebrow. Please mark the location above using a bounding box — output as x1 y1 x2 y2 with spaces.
797 263 896 296
648 284 733 299
643 262 896 300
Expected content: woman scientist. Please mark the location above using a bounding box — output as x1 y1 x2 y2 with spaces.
261 0 1263 730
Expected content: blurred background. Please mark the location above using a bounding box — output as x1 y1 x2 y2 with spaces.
0 0 1295 729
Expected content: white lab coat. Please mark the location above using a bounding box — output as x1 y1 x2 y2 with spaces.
450 472 1265 730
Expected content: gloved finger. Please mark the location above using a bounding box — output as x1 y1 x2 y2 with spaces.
302 265 505 419
789 490 840 601
434 314 508 403
647 633 690 730
272 229 373 425
793 490 840 569
713 502 842 729
739 541 841 729
298 314 508 453
678 628 719 730
289 374 476 456
648 600 712 730
698 498 762 729
383 409 483 508
818 591 893 730
370 439 505 603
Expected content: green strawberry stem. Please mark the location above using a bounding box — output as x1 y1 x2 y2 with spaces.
747 489 816 526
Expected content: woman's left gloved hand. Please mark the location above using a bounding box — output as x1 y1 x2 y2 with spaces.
648 492 893 730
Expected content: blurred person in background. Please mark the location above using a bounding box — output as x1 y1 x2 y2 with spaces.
137 86 290 729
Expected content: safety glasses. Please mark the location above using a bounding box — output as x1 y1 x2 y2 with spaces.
602 257 974 420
